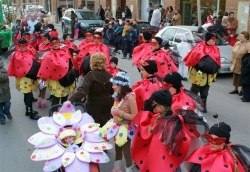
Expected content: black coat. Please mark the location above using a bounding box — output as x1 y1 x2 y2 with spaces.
240 53 250 85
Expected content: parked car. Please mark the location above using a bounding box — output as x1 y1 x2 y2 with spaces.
156 26 232 74
61 8 103 38
95 19 156 45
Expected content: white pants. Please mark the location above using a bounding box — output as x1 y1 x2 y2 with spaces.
178 58 188 78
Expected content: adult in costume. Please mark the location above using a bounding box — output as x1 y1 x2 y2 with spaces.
7 39 41 120
68 53 113 127
131 90 208 172
78 32 93 50
77 32 110 71
184 32 221 113
100 72 138 172
132 31 152 67
38 33 52 51
140 37 178 78
61 33 77 51
30 24 44 50
132 60 162 125
37 37 78 111
185 122 249 172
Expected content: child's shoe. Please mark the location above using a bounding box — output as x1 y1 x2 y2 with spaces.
112 160 122 172
40 99 47 108
0 120 6 125
36 97 42 107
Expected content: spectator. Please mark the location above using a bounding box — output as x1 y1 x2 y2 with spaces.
12 18 22 41
218 12 223 20
201 10 207 25
212 19 230 38
104 23 116 45
105 7 113 19
57 5 63 22
28 14 38 34
229 31 250 96
74 17 81 39
114 20 122 54
222 12 230 29
240 48 250 102
0 56 12 125
147 3 154 23
116 6 122 19
132 19 140 46
150 5 162 32
172 9 182 26
97 5 105 20
68 53 114 127
110 18 115 28
103 19 110 44
125 6 132 19
159 5 165 19
166 6 174 24
228 12 238 36
70 11 77 38
121 20 130 53
122 11 126 18
123 22 137 59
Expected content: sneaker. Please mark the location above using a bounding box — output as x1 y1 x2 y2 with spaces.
128 57 132 60
32 97 38 102
6 114 12 120
229 90 238 94
36 99 42 107
122 56 127 59
0 120 6 125
40 99 47 108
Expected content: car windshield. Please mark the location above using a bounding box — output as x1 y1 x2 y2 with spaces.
192 32 228 46
137 22 154 31
77 11 98 20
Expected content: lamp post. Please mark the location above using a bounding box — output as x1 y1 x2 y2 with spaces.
197 0 201 27
85 0 87 8
216 0 220 17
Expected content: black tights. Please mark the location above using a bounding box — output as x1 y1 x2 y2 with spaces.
24 92 33 108
51 95 68 113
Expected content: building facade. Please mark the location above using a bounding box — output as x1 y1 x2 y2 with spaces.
99 0 250 33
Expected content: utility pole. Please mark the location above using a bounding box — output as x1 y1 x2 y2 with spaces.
197 0 201 27
85 0 88 8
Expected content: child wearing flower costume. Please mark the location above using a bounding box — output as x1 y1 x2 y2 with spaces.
100 72 138 172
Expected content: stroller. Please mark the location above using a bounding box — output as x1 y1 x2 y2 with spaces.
28 101 112 172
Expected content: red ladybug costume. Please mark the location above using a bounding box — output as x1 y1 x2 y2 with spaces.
78 33 93 50
37 45 73 80
185 122 248 172
62 41 77 51
131 90 207 172
184 41 221 68
30 32 43 50
132 42 152 66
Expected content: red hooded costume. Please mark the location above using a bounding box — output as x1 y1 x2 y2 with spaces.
8 49 35 78
30 32 43 50
38 43 52 51
61 41 77 51
49 30 59 37
78 39 91 50
131 110 205 172
37 48 73 80
141 49 178 78
132 42 152 66
184 42 221 67
185 144 246 172
77 42 110 68
106 67 122 76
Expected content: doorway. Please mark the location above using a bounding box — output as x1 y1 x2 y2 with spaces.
141 0 162 21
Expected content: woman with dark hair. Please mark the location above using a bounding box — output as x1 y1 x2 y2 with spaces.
61 33 77 51
131 89 208 172
116 6 122 19
185 122 249 172
100 72 137 172
140 37 178 78
125 6 132 19
38 32 51 51
132 60 161 113
68 52 113 126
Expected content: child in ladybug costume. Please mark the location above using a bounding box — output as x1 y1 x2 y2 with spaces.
8 39 41 120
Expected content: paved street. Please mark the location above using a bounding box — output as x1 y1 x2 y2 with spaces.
0 25 249 172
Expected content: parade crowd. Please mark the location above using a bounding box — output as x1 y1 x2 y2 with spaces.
0 3 250 172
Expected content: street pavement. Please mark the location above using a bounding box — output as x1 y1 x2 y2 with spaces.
0 25 249 172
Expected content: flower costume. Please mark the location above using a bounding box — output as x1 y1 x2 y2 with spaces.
28 101 112 172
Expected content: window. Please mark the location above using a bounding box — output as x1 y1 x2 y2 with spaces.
78 12 98 20
137 22 154 31
174 29 193 43
161 28 178 41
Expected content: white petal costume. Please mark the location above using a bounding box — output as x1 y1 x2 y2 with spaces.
28 101 112 172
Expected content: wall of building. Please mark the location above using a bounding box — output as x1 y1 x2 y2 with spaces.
225 0 250 32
